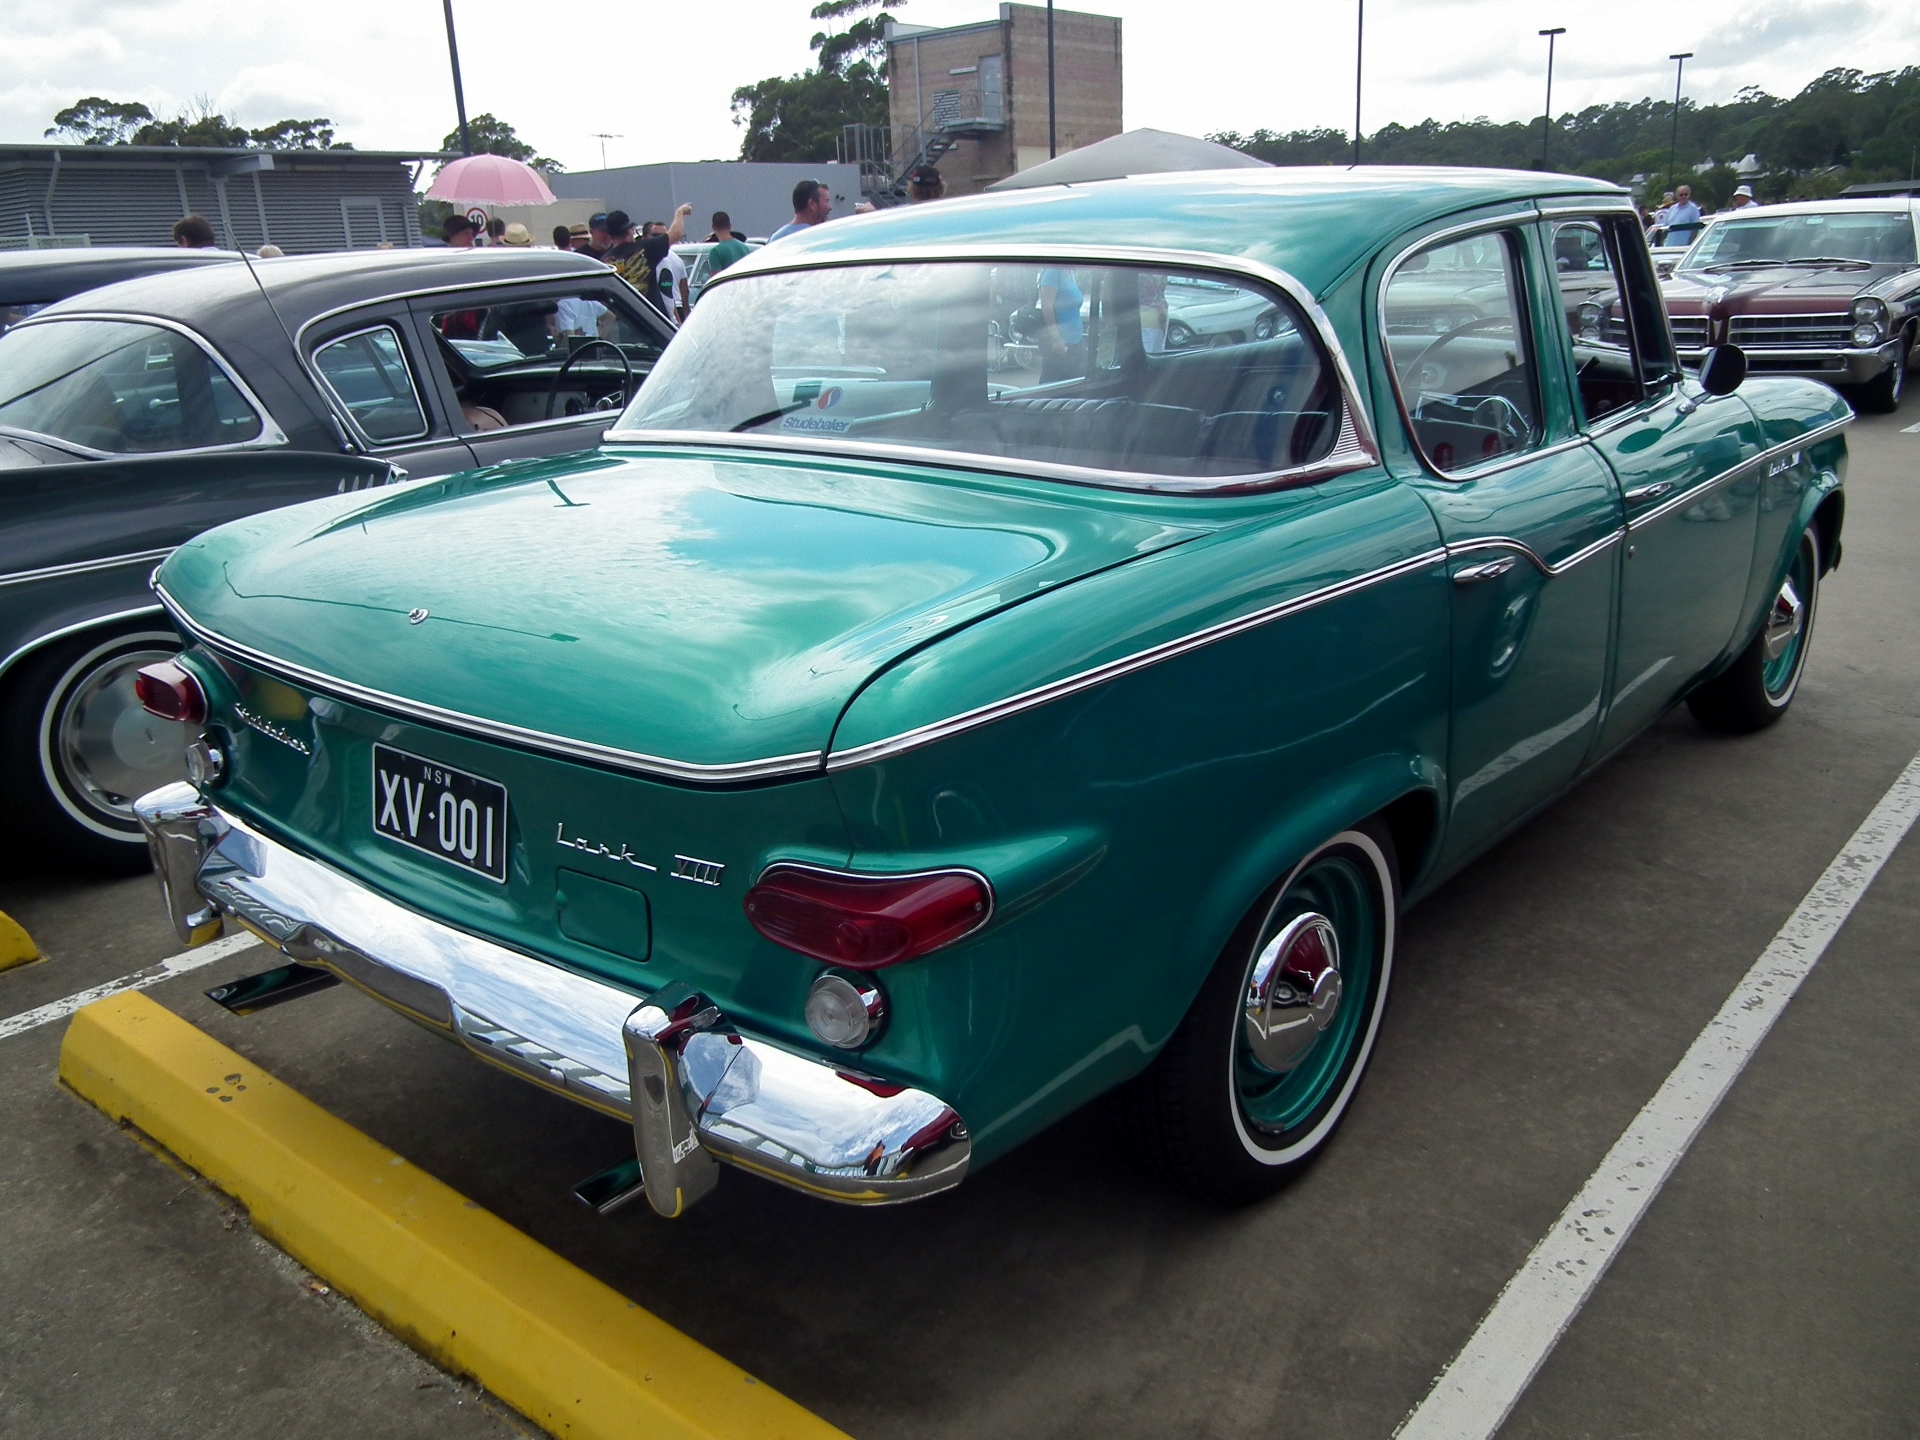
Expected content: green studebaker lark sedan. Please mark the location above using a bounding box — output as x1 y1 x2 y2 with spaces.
133 168 1848 1217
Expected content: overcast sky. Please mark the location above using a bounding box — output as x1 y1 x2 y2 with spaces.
3 0 1914 173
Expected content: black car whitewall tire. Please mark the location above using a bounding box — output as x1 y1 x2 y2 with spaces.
1129 819 1399 1203
1 626 188 869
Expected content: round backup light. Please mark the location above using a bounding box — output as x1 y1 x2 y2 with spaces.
133 659 207 725
184 738 227 789
744 865 992 969
805 973 886 1049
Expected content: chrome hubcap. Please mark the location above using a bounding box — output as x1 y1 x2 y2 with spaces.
1763 577 1804 661
1243 912 1342 1073
54 647 192 821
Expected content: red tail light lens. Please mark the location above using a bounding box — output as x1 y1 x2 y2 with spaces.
744 865 992 969
134 659 207 725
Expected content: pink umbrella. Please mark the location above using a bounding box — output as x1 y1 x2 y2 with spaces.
426 154 557 207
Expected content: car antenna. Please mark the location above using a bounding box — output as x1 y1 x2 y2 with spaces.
231 239 360 457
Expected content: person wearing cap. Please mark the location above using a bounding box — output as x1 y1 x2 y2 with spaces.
581 213 612 260
1725 184 1759 211
442 213 477 248
603 204 691 318
908 165 946 203
500 222 534 248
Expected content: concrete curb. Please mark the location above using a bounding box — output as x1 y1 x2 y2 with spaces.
60 991 849 1440
0 908 39 972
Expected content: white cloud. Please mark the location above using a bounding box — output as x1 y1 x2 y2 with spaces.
0 0 1913 169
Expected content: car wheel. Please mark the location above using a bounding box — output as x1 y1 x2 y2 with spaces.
0 626 190 871
1687 527 1819 734
1855 329 1909 413
1128 818 1398 1203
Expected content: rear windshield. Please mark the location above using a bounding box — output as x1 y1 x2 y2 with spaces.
0 317 263 454
1681 211 1918 269
614 261 1344 481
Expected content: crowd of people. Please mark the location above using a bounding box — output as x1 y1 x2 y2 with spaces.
1639 181 1761 246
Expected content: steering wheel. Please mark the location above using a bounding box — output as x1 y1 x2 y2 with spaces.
1470 394 1533 449
1410 314 1513 370
545 339 634 422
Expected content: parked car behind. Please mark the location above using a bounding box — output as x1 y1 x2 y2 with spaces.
1662 197 1920 411
677 239 766 309
135 169 1846 1220
1 248 674 866
0 245 238 334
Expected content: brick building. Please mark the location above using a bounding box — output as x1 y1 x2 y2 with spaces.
879 4 1122 197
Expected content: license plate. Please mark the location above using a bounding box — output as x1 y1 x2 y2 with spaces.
372 744 508 883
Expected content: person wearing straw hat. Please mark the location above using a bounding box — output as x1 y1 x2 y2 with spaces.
501 223 534 247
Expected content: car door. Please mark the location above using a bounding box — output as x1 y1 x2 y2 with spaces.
1539 207 1765 750
1376 218 1620 868
303 308 479 478
410 278 672 468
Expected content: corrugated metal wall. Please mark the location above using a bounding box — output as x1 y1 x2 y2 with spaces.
0 151 425 253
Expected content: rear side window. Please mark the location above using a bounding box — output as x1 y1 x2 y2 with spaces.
1382 231 1542 476
0 318 264 454
312 325 429 443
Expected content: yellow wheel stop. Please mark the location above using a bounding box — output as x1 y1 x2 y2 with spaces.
0 908 39 972
60 991 850 1440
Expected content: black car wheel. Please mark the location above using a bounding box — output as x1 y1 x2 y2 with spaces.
0 625 188 870
1688 527 1820 734
1127 818 1399 1203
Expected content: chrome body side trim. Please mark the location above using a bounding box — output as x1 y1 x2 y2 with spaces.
825 547 1449 771
5 311 290 454
610 242 1382 496
156 584 825 786
1444 529 1621 577
1626 414 1851 530
132 784 973 1210
0 604 168 683
0 546 175 589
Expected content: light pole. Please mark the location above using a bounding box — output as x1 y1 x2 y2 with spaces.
1538 28 1565 170
441 0 471 155
1047 0 1057 158
590 133 622 171
1352 0 1364 167
1666 52 1692 192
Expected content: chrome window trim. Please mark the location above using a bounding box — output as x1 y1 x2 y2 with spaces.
1374 217 1554 483
291 269 666 453
154 583 824 786
0 545 175 590
307 322 432 447
824 547 1449 771
0 603 167 682
610 243 1382 496
2 311 290 456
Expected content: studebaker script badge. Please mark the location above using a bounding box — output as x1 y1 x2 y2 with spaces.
232 703 312 755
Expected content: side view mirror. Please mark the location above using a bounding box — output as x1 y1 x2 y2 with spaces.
1699 343 1747 397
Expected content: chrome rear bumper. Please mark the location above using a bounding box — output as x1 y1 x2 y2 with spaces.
133 782 970 1215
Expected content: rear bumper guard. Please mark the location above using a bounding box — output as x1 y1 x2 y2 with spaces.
133 782 970 1216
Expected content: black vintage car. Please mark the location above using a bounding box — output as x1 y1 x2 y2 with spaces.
0 246 239 334
1 247 674 865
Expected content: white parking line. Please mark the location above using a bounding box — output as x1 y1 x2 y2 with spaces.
1901 420 1920 433
1397 749 1920 1440
0 932 260 1043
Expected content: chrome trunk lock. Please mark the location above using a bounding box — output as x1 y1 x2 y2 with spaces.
622 982 723 1218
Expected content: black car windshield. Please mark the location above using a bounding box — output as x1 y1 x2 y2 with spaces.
613 261 1344 481
1681 211 1918 270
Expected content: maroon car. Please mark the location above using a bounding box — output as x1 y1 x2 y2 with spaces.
1662 197 1919 412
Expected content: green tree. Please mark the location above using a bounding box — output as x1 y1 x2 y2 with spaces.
45 98 154 145
731 0 899 163
249 118 351 151
438 114 561 171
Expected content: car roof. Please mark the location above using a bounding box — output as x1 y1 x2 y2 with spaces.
36 247 617 335
1700 197 1919 221
0 246 238 304
754 166 1625 297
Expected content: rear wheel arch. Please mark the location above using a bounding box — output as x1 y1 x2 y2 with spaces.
1811 491 1844 576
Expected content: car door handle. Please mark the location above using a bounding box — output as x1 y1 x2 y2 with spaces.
1624 481 1674 504
1452 556 1519 584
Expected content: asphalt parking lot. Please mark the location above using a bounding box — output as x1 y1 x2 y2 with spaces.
3 409 1916 1440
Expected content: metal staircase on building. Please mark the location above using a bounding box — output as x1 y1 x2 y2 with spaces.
839 90 1005 207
